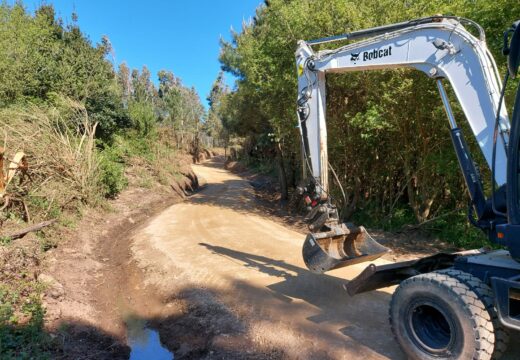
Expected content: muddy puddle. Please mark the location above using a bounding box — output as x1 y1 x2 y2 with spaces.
127 317 174 359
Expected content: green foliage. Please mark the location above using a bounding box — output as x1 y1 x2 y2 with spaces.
98 146 128 198
350 102 392 141
128 100 156 135
429 212 489 249
205 71 231 147
354 205 488 248
28 197 61 220
0 236 11 246
0 3 128 142
0 282 54 359
219 0 520 246
164 86 204 135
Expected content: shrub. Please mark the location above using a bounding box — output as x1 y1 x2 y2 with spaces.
98 146 127 198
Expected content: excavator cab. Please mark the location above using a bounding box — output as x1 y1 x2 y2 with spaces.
497 20 520 259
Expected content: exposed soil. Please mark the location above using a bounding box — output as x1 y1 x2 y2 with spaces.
223 159 456 262
40 155 201 359
39 155 520 359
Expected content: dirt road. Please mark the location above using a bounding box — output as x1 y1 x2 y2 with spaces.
44 155 519 359
131 158 404 359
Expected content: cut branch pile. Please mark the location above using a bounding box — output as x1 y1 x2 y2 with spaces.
0 147 30 219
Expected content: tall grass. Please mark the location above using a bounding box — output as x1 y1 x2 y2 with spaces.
0 97 104 222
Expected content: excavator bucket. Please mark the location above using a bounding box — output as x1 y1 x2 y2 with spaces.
302 225 390 274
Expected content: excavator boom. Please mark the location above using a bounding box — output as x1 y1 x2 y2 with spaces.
295 16 511 273
294 16 520 358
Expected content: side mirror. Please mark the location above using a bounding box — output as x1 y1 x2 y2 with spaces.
504 20 520 78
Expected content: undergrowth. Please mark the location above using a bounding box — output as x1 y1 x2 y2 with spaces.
0 98 104 223
0 99 191 358
352 205 489 249
239 148 489 250
0 282 53 359
0 245 54 359
110 127 183 187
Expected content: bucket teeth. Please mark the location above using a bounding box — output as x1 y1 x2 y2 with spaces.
302 224 390 274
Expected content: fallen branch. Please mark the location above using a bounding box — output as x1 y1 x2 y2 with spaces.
0 195 9 212
400 208 462 232
1 219 56 241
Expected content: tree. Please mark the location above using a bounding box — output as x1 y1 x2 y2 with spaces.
0 3 130 141
154 70 205 148
205 72 228 141
131 66 155 103
218 0 520 223
117 62 132 106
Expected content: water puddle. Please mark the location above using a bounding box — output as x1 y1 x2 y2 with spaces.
126 317 174 360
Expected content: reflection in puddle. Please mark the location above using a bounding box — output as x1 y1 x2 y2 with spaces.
127 317 174 360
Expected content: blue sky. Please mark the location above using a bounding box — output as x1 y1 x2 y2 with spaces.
18 0 262 108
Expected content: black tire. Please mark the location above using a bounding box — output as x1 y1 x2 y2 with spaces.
389 269 508 360
438 269 509 359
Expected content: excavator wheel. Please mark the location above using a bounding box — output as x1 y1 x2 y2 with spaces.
389 269 508 360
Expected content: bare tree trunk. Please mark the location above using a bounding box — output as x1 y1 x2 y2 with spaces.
0 147 5 196
405 166 434 223
404 157 422 222
275 142 288 201
342 176 361 220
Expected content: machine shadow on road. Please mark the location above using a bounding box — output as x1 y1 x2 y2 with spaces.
198 242 403 359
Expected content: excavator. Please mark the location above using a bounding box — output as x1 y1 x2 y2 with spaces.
295 16 520 359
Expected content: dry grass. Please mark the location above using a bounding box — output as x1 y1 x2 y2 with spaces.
0 97 102 224
0 98 105 358
120 126 185 188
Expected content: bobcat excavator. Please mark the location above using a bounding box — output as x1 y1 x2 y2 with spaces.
295 16 520 359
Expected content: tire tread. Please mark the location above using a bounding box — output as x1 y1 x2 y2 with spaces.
389 269 509 360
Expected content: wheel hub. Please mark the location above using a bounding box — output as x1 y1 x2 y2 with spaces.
407 300 456 355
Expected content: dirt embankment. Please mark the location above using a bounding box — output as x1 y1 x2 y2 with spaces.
39 154 202 359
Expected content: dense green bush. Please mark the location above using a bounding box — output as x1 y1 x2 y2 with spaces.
0 4 129 142
128 100 156 136
98 145 128 198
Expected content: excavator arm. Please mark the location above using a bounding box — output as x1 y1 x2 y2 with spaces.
295 16 511 273
294 18 520 354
